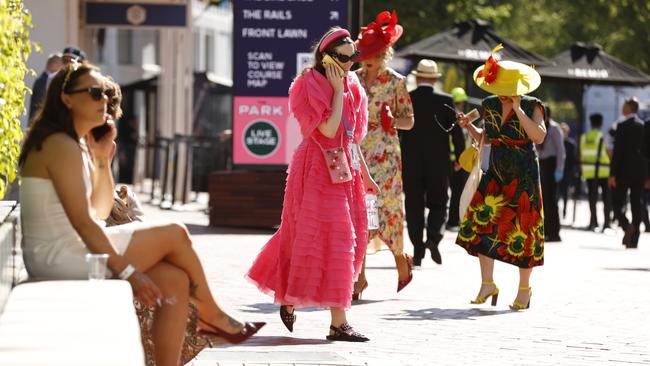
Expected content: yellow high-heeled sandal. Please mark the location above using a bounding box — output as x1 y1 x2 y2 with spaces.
509 286 532 310
470 281 499 306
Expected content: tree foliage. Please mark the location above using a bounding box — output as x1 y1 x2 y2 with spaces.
364 0 650 74
0 0 33 199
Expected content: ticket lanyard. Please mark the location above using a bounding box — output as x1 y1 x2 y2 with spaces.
341 89 360 170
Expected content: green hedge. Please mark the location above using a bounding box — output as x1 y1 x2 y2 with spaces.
0 0 33 199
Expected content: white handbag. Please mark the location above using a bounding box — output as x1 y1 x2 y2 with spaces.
459 133 484 223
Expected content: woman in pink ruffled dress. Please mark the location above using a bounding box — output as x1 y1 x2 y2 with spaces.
247 27 379 342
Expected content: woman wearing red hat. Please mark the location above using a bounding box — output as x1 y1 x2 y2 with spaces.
353 11 415 299
247 27 379 342
456 45 547 310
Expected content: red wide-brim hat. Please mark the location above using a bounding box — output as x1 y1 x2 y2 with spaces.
355 10 403 62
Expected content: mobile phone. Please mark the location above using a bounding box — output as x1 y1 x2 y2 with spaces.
91 120 114 141
322 54 345 75
466 108 480 124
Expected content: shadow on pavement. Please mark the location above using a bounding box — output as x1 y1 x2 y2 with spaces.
603 267 650 272
217 335 331 347
240 303 327 314
185 223 276 236
383 307 511 321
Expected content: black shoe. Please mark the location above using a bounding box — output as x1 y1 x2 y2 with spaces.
280 305 296 332
326 323 369 342
425 237 442 265
545 235 562 242
413 256 422 267
413 244 425 267
622 224 635 246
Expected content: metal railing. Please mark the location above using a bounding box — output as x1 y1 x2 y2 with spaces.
135 134 230 208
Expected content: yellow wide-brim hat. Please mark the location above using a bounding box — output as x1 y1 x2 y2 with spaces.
473 60 541 97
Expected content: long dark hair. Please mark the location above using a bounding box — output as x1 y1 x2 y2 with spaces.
311 26 354 75
19 62 100 166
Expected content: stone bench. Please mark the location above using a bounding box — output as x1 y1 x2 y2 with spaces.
0 202 144 365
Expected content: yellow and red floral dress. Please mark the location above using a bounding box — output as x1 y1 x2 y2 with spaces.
456 95 544 268
356 67 414 255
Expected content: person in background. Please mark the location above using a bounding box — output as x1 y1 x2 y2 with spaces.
354 11 415 295
610 97 647 248
580 113 612 231
644 116 650 232
402 60 463 267
447 87 471 231
61 46 86 64
559 122 579 221
536 104 565 242
28 53 62 123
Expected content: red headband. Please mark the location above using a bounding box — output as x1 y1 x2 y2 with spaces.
319 29 351 52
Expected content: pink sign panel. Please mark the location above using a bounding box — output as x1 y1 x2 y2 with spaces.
233 96 301 166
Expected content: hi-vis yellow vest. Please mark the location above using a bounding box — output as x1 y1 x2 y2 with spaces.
580 129 610 179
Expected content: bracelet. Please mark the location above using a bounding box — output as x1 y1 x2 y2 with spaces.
118 264 136 280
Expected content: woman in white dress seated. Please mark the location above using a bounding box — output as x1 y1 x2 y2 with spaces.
19 62 264 366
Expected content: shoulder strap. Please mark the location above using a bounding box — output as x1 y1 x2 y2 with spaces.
312 133 344 151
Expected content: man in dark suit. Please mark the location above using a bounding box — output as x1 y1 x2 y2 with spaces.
609 97 647 248
401 59 465 266
28 53 62 123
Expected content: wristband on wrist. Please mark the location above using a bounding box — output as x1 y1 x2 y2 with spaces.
118 264 136 280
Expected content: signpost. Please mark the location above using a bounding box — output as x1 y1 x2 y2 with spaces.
232 0 349 168
209 0 351 227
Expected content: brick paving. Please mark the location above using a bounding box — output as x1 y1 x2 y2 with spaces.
140 197 650 366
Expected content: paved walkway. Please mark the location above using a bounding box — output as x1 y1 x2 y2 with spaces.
140 197 650 366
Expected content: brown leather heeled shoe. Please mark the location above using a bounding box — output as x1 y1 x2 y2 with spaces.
397 254 413 293
197 318 265 344
352 280 368 301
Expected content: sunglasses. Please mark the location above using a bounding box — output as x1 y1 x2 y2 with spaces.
330 50 361 63
66 86 109 101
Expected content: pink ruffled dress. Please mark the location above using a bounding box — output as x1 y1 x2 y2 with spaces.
246 68 369 309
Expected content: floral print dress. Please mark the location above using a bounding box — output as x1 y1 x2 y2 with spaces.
456 95 544 268
356 67 414 255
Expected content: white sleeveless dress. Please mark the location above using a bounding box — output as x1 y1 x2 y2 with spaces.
20 151 142 279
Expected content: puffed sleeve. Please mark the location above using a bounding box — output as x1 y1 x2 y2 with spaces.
348 72 368 144
288 69 333 138
393 76 413 119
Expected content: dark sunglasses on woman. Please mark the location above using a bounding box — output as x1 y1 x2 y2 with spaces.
330 50 361 63
66 86 109 101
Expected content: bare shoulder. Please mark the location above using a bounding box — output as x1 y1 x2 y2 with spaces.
42 133 81 155
41 133 83 168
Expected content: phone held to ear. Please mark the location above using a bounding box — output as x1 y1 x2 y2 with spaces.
322 54 345 76
91 120 114 141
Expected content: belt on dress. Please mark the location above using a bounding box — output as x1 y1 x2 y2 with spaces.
491 138 530 147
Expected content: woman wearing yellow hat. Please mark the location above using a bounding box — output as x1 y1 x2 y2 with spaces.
455 45 547 310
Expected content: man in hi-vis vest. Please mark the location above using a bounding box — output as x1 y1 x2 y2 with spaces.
580 113 612 231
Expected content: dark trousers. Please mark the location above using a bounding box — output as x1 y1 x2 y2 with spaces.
540 157 561 239
643 187 650 229
403 174 449 253
447 169 468 227
559 173 579 219
586 178 612 227
612 178 643 244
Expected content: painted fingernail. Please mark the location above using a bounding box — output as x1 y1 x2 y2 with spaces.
156 298 162 307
